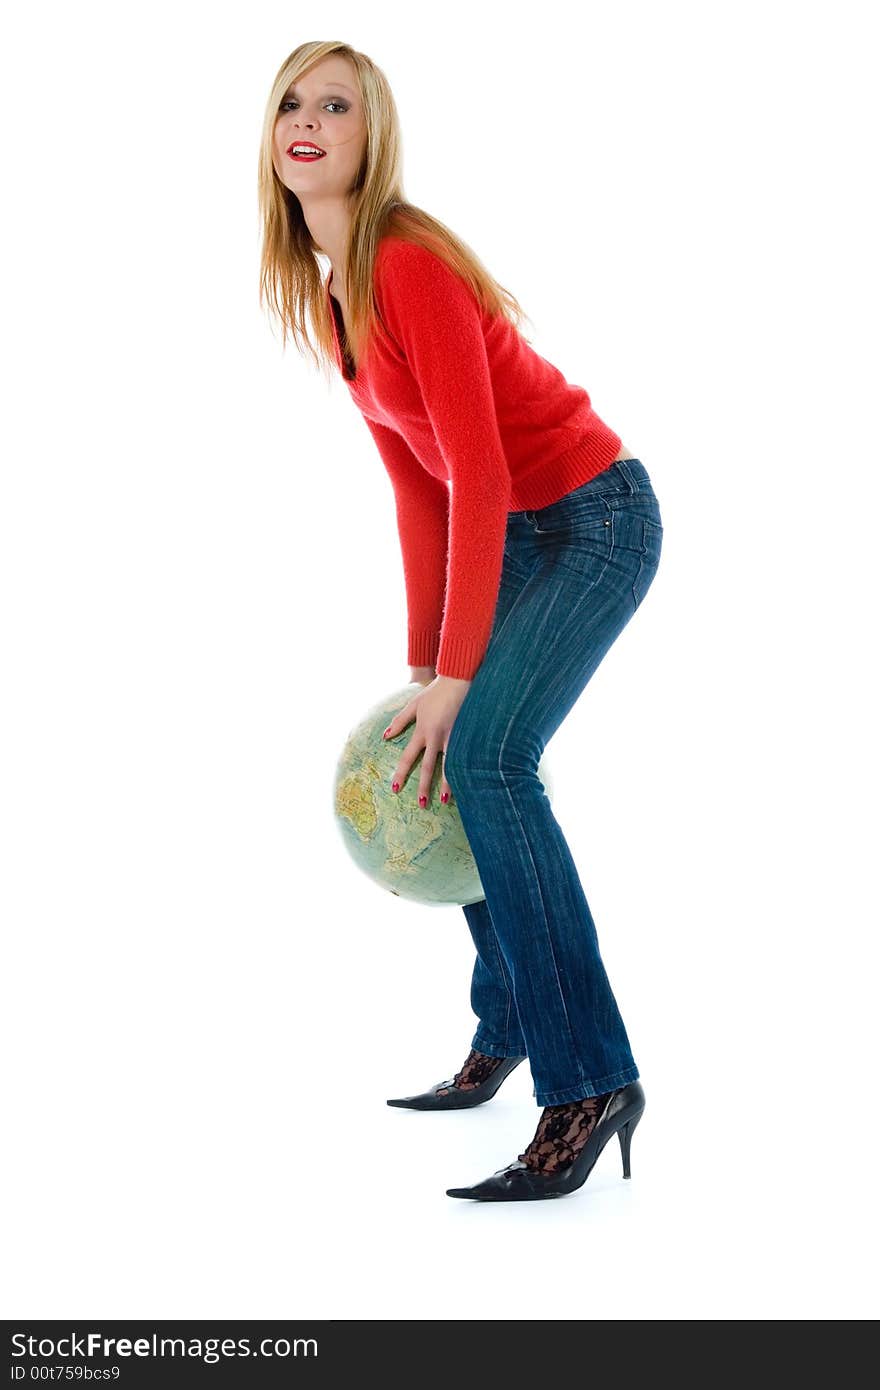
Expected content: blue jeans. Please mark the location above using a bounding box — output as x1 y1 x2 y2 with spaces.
443 457 663 1107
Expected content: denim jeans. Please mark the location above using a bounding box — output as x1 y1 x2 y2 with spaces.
443 457 663 1107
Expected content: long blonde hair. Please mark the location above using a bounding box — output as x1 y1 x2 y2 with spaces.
257 40 533 380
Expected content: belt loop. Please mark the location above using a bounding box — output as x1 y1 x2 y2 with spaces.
616 459 638 494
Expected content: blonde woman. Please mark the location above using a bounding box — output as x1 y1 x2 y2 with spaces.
259 41 663 1202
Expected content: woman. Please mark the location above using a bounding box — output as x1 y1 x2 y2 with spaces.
259 41 663 1202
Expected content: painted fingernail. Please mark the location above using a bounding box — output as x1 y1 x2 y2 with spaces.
382 726 392 739
419 794 427 808
391 781 399 793
440 792 449 804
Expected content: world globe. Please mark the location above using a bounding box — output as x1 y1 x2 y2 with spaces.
332 683 553 907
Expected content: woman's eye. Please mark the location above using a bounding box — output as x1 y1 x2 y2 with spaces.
280 100 349 114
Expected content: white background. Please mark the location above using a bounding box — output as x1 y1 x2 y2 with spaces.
2 0 877 1321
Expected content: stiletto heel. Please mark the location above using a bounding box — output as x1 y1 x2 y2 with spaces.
447 1080 647 1201
618 1110 642 1178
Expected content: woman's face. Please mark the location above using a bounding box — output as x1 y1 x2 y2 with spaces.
273 57 366 202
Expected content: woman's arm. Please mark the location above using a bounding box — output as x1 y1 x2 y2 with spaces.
374 241 512 681
409 665 436 685
360 415 450 674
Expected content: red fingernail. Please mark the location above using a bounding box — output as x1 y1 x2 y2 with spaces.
383 727 391 739
441 792 449 804
419 794 427 808
391 781 399 793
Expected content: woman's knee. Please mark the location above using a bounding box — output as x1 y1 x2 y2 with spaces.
444 713 491 793
445 717 538 793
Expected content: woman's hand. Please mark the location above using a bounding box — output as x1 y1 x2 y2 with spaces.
382 675 472 808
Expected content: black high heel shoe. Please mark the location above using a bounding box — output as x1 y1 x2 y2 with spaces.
445 1080 645 1200
386 1053 526 1111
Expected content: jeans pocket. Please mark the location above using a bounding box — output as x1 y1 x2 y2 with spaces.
531 508 614 581
633 517 663 609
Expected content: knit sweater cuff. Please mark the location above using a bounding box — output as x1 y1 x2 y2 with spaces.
435 634 484 682
408 629 441 667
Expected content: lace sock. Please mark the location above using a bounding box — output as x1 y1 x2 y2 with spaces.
435 1047 507 1096
517 1091 615 1175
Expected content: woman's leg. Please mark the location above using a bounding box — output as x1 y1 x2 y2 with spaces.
456 554 533 1064
463 897 527 1058
444 461 663 1108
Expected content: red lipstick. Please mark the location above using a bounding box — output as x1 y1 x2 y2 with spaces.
287 142 326 162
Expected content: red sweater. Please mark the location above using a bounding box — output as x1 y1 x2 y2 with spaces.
328 236 622 681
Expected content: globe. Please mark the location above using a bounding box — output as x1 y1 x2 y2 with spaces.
332 683 553 907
